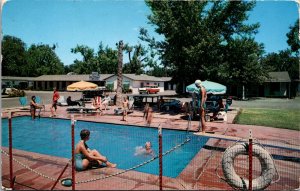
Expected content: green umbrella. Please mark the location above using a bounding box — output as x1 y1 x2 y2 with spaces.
186 80 227 95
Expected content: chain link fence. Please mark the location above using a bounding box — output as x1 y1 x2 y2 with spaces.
1 115 299 190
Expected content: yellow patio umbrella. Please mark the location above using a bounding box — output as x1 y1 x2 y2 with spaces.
67 80 99 91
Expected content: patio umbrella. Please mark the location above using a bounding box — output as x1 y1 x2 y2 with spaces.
186 80 227 95
67 81 99 106
67 80 99 91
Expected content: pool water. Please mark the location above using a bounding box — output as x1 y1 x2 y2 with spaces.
2 116 208 178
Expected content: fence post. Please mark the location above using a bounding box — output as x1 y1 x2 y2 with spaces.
248 130 253 191
8 112 14 190
71 115 75 190
158 125 163 190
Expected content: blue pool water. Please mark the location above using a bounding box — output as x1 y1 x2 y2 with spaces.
2 116 208 178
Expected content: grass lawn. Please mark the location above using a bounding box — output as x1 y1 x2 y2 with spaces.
234 108 300 131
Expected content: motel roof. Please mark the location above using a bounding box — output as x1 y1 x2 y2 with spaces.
265 72 291 83
122 74 165 82
33 74 114 81
2 74 171 82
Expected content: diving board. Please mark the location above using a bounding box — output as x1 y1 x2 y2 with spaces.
194 132 300 152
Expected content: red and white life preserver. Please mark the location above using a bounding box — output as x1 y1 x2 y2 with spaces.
222 143 276 191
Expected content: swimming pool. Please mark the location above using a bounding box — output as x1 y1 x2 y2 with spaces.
2 116 208 178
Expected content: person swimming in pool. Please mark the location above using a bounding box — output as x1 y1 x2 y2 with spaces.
74 129 116 171
134 141 155 156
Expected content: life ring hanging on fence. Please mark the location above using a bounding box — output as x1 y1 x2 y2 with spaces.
221 142 276 191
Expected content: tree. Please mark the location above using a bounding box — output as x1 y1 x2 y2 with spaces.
141 1 263 94
97 42 118 74
69 43 118 74
223 37 266 99
286 19 300 54
2 35 27 76
26 44 64 76
123 43 149 75
70 45 99 74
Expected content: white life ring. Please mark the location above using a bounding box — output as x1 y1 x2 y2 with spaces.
222 143 276 191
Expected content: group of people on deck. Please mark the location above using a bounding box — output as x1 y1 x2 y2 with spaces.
90 93 111 113
30 87 60 119
29 87 60 119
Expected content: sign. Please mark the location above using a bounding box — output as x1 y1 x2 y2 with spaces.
89 72 100 81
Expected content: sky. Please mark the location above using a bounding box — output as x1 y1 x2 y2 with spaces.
2 0 299 66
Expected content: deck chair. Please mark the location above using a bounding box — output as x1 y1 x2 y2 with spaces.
35 96 41 104
57 96 68 106
19 96 29 110
66 106 100 113
66 106 84 113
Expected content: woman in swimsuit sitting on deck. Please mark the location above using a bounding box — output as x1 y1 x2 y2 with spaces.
75 129 117 171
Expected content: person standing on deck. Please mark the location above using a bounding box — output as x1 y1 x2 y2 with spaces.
50 87 60 117
195 80 207 132
122 96 129 121
146 107 153 126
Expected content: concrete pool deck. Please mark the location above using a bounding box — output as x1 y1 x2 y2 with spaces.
1 104 300 190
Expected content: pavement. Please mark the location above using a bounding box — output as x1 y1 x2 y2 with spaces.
1 92 300 190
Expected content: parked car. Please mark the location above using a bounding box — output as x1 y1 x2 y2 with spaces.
160 99 182 112
138 85 160 94
2 87 18 95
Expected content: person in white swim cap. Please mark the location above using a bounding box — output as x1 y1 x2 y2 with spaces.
194 79 207 132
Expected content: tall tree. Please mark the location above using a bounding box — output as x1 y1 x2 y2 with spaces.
223 37 266 98
69 43 118 74
97 42 118 74
26 44 64 76
141 1 263 93
286 19 300 54
70 45 99 74
123 43 148 75
2 35 27 76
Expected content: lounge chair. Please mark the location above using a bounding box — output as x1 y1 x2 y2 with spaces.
19 96 29 110
66 106 84 113
57 96 68 106
66 106 100 113
35 96 42 104
82 106 101 113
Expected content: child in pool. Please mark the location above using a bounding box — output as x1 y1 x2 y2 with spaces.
134 141 155 156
